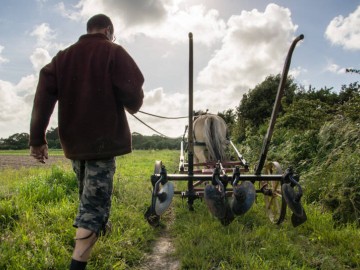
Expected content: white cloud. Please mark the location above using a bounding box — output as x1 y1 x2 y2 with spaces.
128 3 302 137
0 80 31 137
326 63 346 74
30 23 66 54
57 0 226 45
0 75 59 138
14 75 37 95
196 4 298 108
325 5 360 50
57 0 167 26
128 87 188 137
0 25 58 138
30 23 56 49
0 25 55 138
0 45 9 65
289 66 307 78
127 4 226 45
30 48 51 73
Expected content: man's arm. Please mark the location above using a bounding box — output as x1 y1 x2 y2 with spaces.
29 58 58 162
112 46 144 114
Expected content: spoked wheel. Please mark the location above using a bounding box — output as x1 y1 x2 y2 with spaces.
263 162 286 224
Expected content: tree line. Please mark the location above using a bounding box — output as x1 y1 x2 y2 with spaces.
220 75 359 144
0 128 181 150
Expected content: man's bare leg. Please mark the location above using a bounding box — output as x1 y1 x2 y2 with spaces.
72 228 98 261
69 228 97 269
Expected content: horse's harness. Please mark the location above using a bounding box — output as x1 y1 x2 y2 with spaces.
193 114 229 147
193 114 208 147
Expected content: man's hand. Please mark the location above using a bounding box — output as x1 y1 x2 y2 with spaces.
30 144 49 163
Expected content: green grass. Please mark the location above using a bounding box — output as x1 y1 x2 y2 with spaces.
1 150 360 269
0 150 177 269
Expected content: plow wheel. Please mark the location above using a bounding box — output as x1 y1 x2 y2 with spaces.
263 162 286 224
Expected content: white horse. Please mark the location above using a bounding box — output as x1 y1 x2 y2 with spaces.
193 114 229 164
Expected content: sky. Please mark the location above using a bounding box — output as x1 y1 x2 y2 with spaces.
0 0 359 139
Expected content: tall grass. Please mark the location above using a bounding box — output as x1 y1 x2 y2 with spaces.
0 150 178 269
172 197 360 269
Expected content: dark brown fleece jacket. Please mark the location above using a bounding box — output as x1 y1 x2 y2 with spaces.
30 33 144 160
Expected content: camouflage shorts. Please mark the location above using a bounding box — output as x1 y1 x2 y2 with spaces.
71 158 116 235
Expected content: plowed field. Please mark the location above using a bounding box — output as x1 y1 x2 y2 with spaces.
0 155 69 169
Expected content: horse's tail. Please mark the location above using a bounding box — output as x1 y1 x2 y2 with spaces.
203 116 227 162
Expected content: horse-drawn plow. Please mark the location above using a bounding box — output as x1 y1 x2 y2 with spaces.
145 33 307 227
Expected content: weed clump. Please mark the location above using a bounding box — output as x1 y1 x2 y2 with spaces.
20 165 77 203
0 200 19 230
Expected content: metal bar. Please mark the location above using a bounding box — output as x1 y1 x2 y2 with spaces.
154 173 283 181
255 34 304 175
229 140 247 166
175 189 275 196
188 32 194 175
179 140 185 172
187 32 195 209
193 161 243 167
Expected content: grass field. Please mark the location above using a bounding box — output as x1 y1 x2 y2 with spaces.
0 150 359 269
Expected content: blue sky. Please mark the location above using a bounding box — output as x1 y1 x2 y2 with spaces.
0 0 359 138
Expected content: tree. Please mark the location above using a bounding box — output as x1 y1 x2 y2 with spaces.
217 109 235 137
346 68 360 75
237 74 296 128
0 133 29 150
46 127 62 149
232 75 297 142
277 99 332 130
131 133 181 150
339 82 360 104
295 86 338 106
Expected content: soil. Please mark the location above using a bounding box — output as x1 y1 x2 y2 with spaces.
139 207 180 270
0 155 70 169
139 230 180 270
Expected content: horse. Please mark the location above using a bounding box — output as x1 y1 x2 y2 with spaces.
193 114 229 164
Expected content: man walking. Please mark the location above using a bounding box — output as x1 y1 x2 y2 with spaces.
29 14 144 270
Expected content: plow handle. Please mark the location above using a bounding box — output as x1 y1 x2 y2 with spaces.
255 34 304 175
188 32 194 176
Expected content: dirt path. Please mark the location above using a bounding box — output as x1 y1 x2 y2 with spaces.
138 207 180 270
139 231 179 270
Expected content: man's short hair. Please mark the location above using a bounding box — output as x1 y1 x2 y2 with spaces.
87 14 114 34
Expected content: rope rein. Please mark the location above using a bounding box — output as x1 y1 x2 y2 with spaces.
131 114 170 138
133 110 209 139
138 110 188 119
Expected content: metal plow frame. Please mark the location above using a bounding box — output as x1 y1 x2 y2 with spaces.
145 33 306 227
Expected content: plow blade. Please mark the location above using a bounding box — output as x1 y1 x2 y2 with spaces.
204 185 227 219
204 185 234 226
144 207 160 227
291 210 307 227
231 181 256 216
155 182 174 215
282 183 307 227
